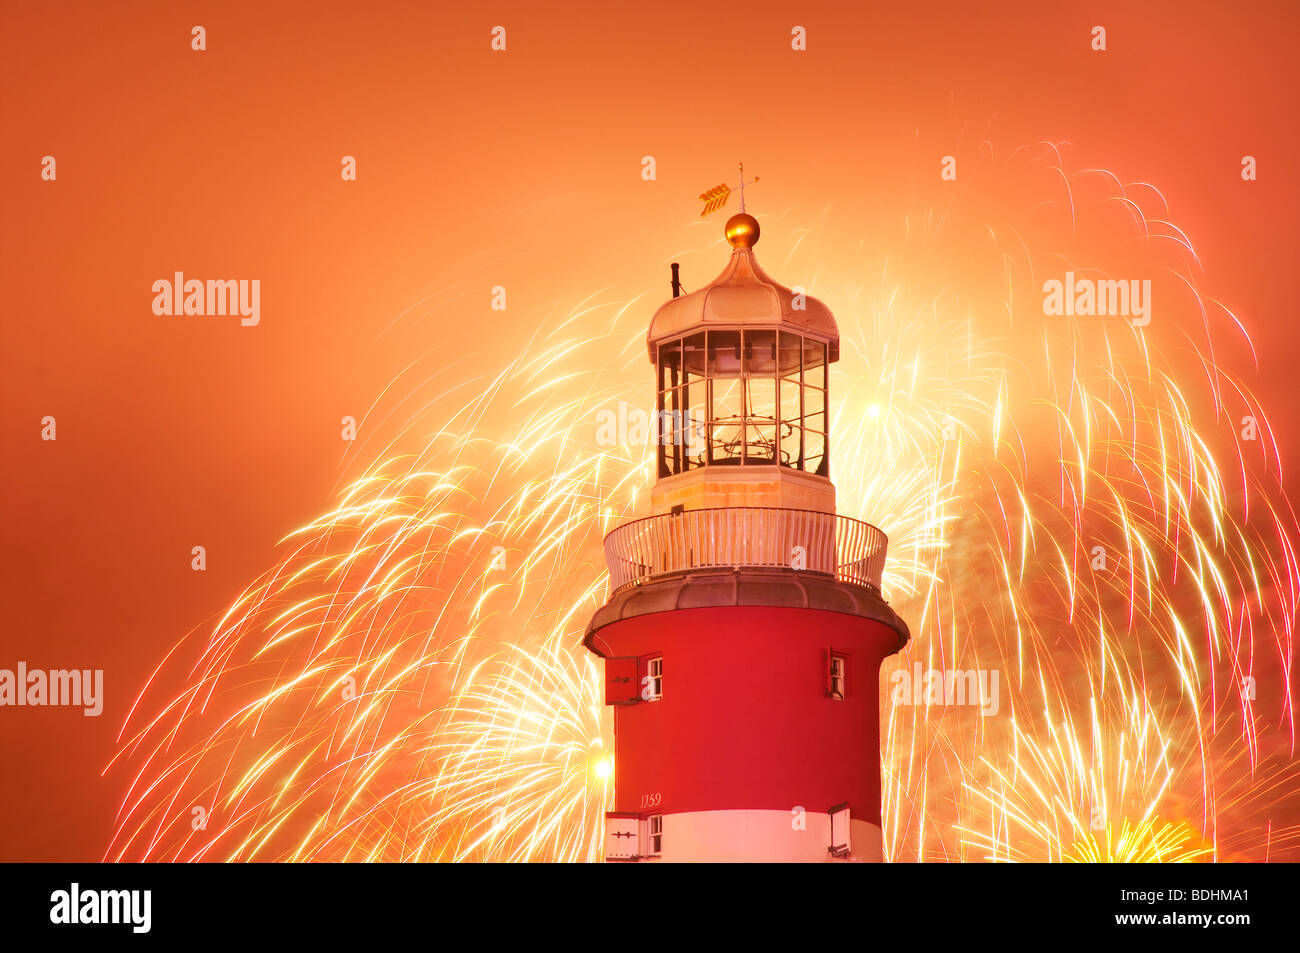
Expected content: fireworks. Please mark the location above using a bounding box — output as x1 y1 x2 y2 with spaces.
423 642 611 862
107 143 1299 862
1063 819 1212 864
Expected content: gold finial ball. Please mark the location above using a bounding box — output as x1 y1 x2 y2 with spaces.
725 212 760 248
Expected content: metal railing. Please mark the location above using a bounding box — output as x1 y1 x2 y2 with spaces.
603 506 888 594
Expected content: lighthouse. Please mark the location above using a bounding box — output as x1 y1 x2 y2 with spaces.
584 203 910 863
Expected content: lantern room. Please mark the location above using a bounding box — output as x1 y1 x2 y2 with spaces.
646 212 841 516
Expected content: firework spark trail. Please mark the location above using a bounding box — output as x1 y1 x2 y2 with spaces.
108 144 1299 862
104 322 642 861
419 642 611 863
869 146 1299 861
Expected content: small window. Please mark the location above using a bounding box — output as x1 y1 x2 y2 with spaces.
646 814 663 856
828 802 851 858
828 652 846 699
645 656 663 701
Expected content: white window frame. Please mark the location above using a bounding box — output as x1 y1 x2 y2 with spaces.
645 814 663 856
646 656 663 701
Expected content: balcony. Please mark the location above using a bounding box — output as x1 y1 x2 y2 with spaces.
602 506 888 595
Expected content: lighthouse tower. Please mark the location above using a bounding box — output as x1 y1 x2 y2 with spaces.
585 209 910 862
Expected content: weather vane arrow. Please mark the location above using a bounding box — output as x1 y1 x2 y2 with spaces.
698 162 759 217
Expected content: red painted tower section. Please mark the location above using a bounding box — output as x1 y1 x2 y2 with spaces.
585 211 909 862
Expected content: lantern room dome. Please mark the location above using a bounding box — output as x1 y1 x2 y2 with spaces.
646 219 839 361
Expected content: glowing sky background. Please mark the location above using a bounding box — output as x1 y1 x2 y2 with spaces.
4 0 1300 860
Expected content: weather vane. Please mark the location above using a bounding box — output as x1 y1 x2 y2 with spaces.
698 162 760 217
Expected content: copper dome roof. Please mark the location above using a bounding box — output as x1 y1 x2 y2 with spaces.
646 225 839 362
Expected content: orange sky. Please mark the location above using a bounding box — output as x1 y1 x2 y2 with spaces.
3 0 1299 859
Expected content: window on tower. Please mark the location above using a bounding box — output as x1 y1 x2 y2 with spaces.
644 656 663 701
645 814 663 856
827 652 846 699
828 803 852 858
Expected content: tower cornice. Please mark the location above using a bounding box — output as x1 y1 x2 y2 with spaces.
585 568 910 655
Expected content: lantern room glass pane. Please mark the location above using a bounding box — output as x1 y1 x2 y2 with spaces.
684 379 707 466
659 386 677 445
656 339 680 477
683 333 706 383
805 385 826 420
778 332 803 470
779 377 800 429
781 424 802 469
803 339 826 390
778 332 802 379
708 330 742 377
747 424 777 463
745 376 777 463
685 378 707 422
710 376 744 464
679 333 707 471
659 339 681 393
743 329 777 375
805 428 827 476
747 375 776 421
